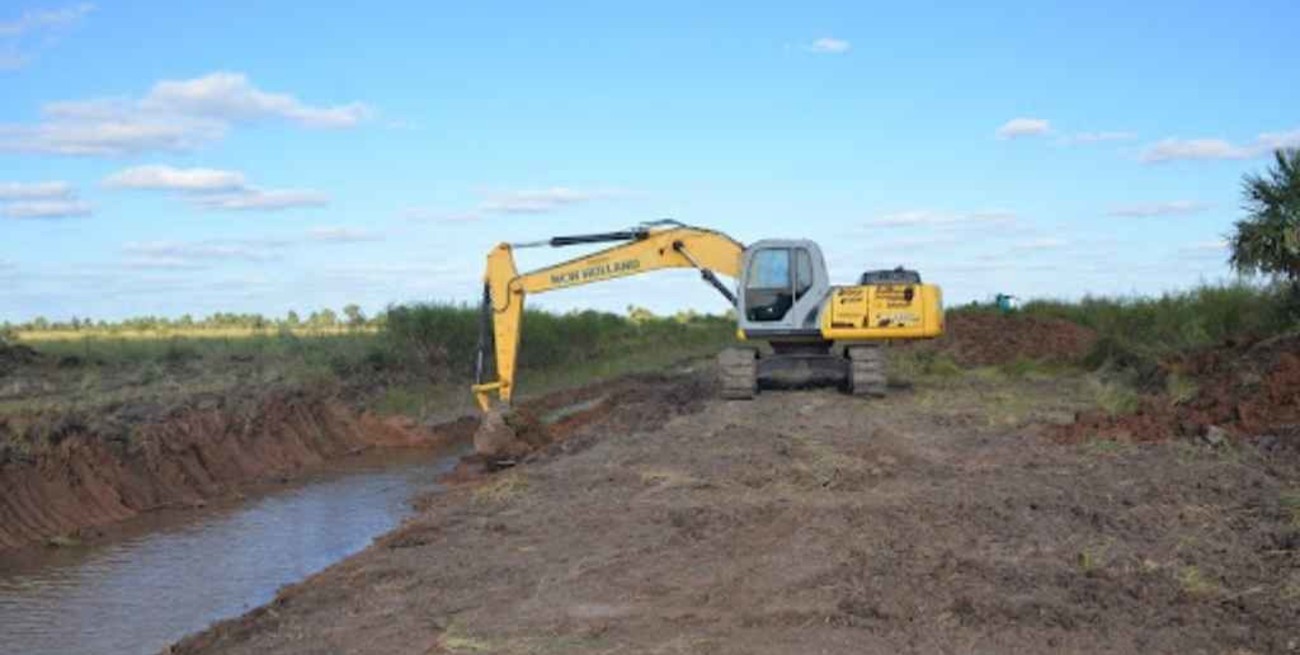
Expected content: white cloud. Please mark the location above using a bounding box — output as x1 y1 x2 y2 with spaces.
0 3 93 71
122 239 288 263
1140 128 1300 163
1 199 92 219
1180 239 1229 255
1107 200 1211 218
866 209 1016 228
101 164 327 212
0 115 226 156
400 207 482 223
139 72 371 128
0 3 94 37
121 257 210 271
1260 129 1300 151
1061 131 1137 145
1009 238 1067 252
103 165 246 192
191 188 329 211
306 226 382 242
1140 138 1252 163
807 37 850 54
480 187 605 214
0 181 72 200
996 117 1051 139
0 71 369 155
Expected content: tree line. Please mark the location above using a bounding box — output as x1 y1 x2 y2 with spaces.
5 304 377 333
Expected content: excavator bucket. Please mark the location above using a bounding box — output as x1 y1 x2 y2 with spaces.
472 407 531 460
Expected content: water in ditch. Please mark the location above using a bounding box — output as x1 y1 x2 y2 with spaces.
0 450 460 655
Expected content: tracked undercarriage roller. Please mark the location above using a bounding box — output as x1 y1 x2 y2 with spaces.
717 343 887 399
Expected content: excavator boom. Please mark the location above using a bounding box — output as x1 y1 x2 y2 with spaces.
473 221 744 410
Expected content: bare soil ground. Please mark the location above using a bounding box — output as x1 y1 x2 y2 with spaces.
171 367 1300 655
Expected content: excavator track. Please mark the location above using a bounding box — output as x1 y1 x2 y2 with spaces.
717 346 758 399
847 345 888 397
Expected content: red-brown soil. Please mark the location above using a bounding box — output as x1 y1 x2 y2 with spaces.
1060 334 1300 445
0 392 448 551
908 312 1098 366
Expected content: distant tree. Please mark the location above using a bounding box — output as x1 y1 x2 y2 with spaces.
31 316 49 331
307 309 338 329
343 304 365 328
1230 149 1300 291
285 310 301 328
625 305 656 325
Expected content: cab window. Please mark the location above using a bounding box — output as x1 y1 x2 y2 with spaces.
745 248 793 322
795 248 814 299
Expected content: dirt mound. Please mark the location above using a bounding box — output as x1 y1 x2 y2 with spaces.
907 312 1097 366
1060 333 1300 444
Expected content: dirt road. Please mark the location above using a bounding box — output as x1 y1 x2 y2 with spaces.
173 370 1299 655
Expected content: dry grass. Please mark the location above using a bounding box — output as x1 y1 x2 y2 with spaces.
472 473 530 504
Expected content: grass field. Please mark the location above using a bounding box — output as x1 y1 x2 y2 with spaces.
3 283 1294 446
0 305 738 443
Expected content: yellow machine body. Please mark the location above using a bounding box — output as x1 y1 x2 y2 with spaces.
822 283 944 340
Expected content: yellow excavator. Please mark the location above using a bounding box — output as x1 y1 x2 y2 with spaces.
470 220 943 455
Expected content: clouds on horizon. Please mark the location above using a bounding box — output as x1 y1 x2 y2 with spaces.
1107 200 1212 217
1140 129 1300 163
0 72 370 156
865 209 1016 228
103 164 328 211
0 179 90 218
306 226 383 243
403 186 625 222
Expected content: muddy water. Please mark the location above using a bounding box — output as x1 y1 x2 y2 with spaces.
0 451 460 655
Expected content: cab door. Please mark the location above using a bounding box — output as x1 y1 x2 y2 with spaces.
737 240 829 336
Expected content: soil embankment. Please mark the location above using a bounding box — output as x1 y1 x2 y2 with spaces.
1061 333 1300 444
905 312 1097 366
0 391 452 551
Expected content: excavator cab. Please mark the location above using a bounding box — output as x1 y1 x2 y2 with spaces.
737 240 830 338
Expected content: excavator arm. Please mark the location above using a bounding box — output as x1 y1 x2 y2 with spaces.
472 221 744 411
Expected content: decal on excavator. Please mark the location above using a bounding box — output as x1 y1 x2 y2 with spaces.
549 258 642 286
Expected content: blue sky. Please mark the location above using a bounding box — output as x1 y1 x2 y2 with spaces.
1 1 1297 321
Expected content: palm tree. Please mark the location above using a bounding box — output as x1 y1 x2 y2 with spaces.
1230 149 1300 290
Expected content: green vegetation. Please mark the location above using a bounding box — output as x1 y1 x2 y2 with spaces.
1230 149 1300 288
0 304 735 445
6 307 382 338
973 282 1295 387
